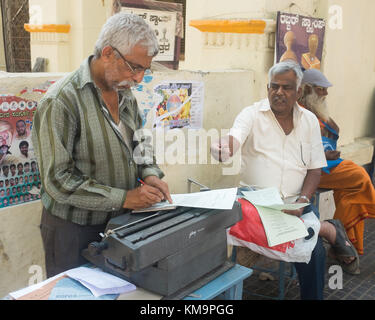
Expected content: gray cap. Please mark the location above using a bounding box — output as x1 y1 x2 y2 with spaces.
302 69 332 87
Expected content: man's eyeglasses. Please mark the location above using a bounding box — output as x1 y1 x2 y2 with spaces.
112 47 151 75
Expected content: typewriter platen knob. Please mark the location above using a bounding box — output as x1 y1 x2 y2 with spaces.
88 241 108 256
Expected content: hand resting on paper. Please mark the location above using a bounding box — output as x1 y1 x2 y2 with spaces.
282 198 309 217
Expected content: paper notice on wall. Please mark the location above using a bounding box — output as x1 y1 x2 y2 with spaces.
121 7 177 62
152 81 204 130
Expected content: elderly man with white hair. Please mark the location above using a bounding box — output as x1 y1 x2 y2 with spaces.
32 13 172 277
299 68 375 270
211 60 359 299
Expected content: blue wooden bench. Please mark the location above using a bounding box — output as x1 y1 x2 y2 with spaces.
183 264 253 300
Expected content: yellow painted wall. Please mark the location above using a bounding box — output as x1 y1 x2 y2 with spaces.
26 0 375 144
28 0 112 72
0 201 44 297
316 0 375 144
182 0 317 103
183 0 375 146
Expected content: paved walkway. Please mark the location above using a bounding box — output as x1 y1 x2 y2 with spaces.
242 218 375 300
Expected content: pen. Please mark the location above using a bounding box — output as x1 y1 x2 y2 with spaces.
300 143 306 166
137 178 166 203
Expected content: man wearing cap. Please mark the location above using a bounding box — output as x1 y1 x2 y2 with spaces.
299 69 375 271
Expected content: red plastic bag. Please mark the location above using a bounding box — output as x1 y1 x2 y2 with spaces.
227 198 320 263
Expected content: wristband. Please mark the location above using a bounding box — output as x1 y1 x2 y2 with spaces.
297 195 310 204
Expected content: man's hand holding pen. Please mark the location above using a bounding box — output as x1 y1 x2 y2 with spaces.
123 176 173 209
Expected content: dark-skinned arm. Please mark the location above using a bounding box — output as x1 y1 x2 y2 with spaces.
283 168 321 217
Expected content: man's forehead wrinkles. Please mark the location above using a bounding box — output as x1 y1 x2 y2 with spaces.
271 80 295 84
270 80 297 88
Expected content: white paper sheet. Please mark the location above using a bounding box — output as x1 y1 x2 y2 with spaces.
241 187 309 247
241 187 283 206
134 187 238 212
241 187 309 211
171 187 238 210
255 205 308 247
65 267 136 297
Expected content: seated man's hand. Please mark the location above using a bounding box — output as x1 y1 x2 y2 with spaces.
282 207 304 217
123 184 165 209
282 197 309 217
325 150 341 160
144 175 173 204
210 139 231 162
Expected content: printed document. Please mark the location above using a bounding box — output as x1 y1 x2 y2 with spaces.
241 187 309 211
242 187 309 247
133 187 238 212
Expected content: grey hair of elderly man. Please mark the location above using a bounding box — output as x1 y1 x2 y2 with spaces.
268 59 304 90
94 13 159 58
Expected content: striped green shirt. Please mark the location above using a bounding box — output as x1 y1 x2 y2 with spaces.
32 56 164 225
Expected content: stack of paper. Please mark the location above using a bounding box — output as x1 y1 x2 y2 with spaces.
65 267 136 297
9 267 136 300
48 277 118 300
241 187 309 247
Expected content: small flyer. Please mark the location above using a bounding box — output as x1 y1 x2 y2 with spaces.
152 81 204 130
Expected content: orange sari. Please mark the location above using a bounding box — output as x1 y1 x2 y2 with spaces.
311 114 375 255
319 161 375 255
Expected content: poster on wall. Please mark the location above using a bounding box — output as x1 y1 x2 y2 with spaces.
275 12 326 70
132 79 204 130
114 0 184 70
121 6 177 62
0 95 41 208
152 81 204 130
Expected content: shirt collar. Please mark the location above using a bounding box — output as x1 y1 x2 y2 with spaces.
76 56 95 90
260 98 303 118
77 55 133 105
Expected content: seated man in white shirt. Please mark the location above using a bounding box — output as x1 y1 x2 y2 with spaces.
211 60 359 299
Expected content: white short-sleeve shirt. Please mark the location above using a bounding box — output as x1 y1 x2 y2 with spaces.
230 98 327 200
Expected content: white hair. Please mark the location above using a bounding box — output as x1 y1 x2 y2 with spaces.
268 60 303 89
300 84 330 121
94 13 159 58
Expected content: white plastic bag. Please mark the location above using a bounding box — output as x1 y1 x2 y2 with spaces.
227 198 320 263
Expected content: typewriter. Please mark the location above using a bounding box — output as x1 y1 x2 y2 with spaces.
82 202 242 299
